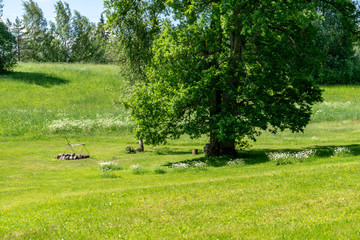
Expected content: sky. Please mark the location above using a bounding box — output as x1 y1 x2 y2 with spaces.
2 0 105 23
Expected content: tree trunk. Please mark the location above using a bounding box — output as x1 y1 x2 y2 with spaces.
206 5 240 157
207 8 244 157
207 132 237 157
207 89 237 157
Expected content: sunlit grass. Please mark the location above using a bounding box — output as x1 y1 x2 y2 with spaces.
1 137 360 239
0 63 129 139
312 85 360 122
1 63 360 239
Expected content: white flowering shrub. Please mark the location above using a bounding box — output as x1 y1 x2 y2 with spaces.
226 159 245 166
98 161 122 171
333 147 353 157
266 149 316 165
171 163 190 172
130 164 145 175
191 161 208 172
171 163 190 169
170 161 208 172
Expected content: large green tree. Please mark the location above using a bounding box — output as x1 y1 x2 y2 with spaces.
107 0 359 156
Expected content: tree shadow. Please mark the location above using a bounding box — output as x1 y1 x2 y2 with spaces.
163 144 360 168
1 71 68 87
152 147 191 156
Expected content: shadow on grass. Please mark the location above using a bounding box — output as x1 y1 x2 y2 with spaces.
164 144 360 168
153 147 191 156
1 71 68 87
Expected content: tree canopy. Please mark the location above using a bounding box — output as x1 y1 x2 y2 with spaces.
4 0 112 63
109 1 358 156
0 0 17 72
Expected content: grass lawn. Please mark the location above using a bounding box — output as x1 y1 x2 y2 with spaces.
1 63 360 239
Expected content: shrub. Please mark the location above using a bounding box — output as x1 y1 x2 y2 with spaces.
171 163 190 172
100 172 121 178
226 159 245 167
191 161 208 172
333 147 353 157
98 161 122 171
154 166 166 174
125 146 136 154
130 164 145 175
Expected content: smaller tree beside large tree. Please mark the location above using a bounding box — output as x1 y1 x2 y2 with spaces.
0 0 17 72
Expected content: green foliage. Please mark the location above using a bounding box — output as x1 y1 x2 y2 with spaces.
22 0 48 61
108 1 359 155
6 17 25 62
153 166 166 174
54 1 72 62
14 0 111 63
125 146 136 154
0 21 16 72
0 0 16 72
105 0 165 81
99 172 121 178
314 2 360 84
130 164 145 175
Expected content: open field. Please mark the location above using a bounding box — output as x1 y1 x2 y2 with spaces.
1 63 360 239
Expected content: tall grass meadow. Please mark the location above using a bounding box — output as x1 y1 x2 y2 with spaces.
0 63 132 139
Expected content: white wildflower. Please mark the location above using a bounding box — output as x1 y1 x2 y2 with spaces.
266 149 316 161
98 161 118 171
192 162 207 167
226 159 245 166
171 163 190 169
333 147 352 156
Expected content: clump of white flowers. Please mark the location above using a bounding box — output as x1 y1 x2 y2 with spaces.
171 163 190 169
130 164 145 175
48 115 131 133
170 161 208 172
266 149 316 165
226 159 245 166
333 147 353 156
191 161 208 171
98 161 122 171
192 161 207 168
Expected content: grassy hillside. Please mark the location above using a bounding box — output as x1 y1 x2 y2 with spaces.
1 63 360 239
0 63 130 139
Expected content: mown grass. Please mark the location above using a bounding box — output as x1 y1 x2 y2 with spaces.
1 63 360 239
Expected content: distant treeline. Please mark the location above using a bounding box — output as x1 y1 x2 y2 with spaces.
313 3 360 85
4 0 118 64
1 0 360 85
